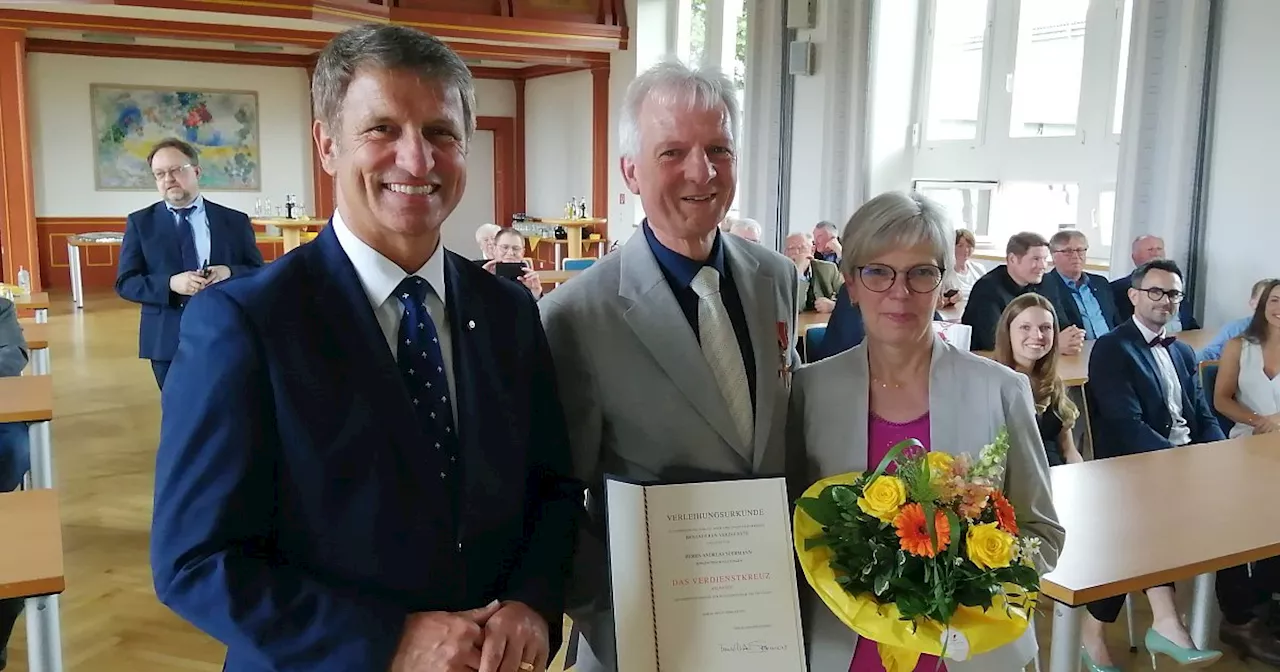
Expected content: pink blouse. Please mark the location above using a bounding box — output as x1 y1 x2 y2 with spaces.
849 411 945 672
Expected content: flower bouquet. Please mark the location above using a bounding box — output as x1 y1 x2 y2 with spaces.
793 427 1042 672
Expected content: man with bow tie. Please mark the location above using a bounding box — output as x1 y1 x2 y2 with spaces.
1079 258 1228 668
150 24 580 672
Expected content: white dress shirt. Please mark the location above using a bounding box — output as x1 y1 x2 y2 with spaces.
1133 317 1192 446
167 194 211 268
331 210 457 424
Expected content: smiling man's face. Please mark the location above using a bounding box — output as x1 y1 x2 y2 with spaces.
314 66 468 244
621 94 737 249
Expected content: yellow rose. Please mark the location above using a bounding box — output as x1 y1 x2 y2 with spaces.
966 522 1015 570
857 475 907 522
926 452 954 480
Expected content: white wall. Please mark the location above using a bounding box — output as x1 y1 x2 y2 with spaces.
27 53 313 218
26 53 516 220
1200 0 1280 330
448 130 495 258
524 71 593 222
865 0 920 200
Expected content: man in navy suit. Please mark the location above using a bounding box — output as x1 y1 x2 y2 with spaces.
150 25 579 672
1044 230 1119 339
115 137 264 389
1110 234 1200 331
1082 259 1226 669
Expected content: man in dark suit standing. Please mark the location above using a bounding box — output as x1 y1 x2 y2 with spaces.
115 137 264 389
1044 230 1119 339
150 25 579 672
1081 258 1228 668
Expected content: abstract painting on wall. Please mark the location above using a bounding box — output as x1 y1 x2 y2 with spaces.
90 84 261 190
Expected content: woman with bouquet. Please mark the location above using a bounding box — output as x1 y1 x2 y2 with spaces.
787 191 1066 671
993 294 1085 466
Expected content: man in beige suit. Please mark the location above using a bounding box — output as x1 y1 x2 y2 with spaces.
540 61 800 672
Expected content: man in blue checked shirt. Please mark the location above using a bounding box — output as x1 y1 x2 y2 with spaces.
1199 277 1280 361
1045 230 1120 340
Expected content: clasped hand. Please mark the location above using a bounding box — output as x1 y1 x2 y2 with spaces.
390 600 549 672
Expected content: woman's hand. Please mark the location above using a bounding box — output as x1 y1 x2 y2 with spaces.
1253 413 1280 434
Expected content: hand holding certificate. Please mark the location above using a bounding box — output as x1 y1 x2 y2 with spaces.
605 476 807 672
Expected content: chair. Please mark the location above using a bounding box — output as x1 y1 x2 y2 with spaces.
563 258 596 271
1199 360 1235 436
803 324 827 363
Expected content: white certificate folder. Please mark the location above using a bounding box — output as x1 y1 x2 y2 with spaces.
604 475 808 672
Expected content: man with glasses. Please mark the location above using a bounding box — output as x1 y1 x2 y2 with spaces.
1045 229 1119 339
784 232 839 314
116 137 263 389
961 231 1083 352
484 227 544 299
1112 234 1202 332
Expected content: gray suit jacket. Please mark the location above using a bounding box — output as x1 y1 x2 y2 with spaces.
540 231 800 671
787 337 1065 671
0 298 30 377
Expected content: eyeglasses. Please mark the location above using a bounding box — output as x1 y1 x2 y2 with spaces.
153 164 192 181
1053 247 1089 257
855 263 945 294
1140 286 1184 303
495 244 525 255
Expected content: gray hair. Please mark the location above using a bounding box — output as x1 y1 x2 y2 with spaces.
313 24 477 144
838 191 955 278
728 217 762 237
474 222 501 244
1049 229 1087 250
619 60 740 158
814 220 839 234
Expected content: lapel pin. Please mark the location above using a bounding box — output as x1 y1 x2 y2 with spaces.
467 320 475 330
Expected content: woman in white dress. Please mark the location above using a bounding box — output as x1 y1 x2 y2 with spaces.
1214 278 1280 437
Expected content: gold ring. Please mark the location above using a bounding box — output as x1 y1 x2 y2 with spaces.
518 663 535 672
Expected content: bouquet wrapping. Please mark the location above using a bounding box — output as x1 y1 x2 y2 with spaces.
793 427 1042 672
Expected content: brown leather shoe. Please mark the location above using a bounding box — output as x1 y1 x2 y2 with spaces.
1221 618 1280 667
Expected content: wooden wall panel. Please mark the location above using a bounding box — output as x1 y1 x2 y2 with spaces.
0 28 39 289
36 218 285 290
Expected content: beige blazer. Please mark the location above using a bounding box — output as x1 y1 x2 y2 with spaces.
787 336 1065 672
540 231 801 672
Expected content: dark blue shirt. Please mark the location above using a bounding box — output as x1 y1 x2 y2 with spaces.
643 221 757 409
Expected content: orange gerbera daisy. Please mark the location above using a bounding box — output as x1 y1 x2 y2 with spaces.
992 490 1018 535
893 503 952 558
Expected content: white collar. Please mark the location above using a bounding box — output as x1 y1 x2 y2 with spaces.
330 209 447 310
1132 317 1165 344
167 194 205 215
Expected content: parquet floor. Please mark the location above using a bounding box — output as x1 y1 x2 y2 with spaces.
2 290 1266 671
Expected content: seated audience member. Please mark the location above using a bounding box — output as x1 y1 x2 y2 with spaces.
809 283 865 361
727 217 762 243
485 227 543 299
812 220 842 264
1045 230 1119 339
961 231 1084 353
1200 277 1280 362
941 228 985 306
1084 259 1225 670
0 296 30 669
474 222 500 262
1214 278 1280 437
784 232 840 314
1111 234 1200 331
993 294 1084 466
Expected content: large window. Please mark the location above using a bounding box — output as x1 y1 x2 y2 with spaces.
913 0 1135 263
687 0 748 216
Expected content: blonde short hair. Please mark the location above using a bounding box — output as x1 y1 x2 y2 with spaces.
838 191 955 277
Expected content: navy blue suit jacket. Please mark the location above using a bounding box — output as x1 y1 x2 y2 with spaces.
1110 274 1200 330
809 284 864 361
115 199 264 362
1046 270 1120 335
1088 319 1224 459
150 225 580 671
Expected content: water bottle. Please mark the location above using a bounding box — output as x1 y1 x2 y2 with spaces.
16 266 31 295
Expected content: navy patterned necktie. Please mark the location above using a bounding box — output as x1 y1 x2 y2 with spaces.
173 206 199 271
393 276 459 483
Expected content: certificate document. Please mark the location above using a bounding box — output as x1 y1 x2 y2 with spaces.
605 476 807 672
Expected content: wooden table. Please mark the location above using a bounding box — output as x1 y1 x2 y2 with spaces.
13 291 49 323
1176 328 1212 353
255 217 323 253
19 320 50 375
1042 433 1280 672
540 269 581 285
66 234 124 310
0 489 65 672
0 378 62 669
537 218 605 260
